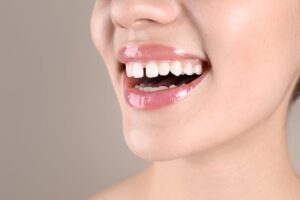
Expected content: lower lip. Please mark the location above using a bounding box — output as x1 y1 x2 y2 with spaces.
123 69 209 110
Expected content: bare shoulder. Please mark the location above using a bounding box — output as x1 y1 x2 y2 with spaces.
86 167 151 200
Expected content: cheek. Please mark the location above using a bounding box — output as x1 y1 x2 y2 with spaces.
200 0 298 110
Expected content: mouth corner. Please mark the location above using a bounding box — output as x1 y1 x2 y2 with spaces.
118 61 126 74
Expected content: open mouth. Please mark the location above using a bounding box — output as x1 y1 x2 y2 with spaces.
124 59 210 92
118 43 210 109
121 59 210 109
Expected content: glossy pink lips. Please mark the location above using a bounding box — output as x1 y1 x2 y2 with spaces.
118 44 209 109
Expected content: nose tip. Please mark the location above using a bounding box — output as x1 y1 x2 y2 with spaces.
110 0 180 30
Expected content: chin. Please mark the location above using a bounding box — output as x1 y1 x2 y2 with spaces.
121 116 236 162
123 131 185 161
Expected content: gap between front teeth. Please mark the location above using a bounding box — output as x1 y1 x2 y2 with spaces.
126 60 203 78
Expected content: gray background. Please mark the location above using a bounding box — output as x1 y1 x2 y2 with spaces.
0 1 299 200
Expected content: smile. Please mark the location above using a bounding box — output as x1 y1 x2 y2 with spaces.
118 44 210 109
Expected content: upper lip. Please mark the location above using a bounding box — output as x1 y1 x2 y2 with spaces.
117 43 206 64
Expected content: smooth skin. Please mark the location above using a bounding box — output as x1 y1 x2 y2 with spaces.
90 0 300 199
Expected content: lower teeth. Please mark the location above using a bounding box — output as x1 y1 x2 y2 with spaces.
134 83 186 92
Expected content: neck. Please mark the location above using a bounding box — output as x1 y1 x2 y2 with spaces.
147 103 300 200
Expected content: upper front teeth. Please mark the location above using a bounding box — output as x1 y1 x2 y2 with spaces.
146 61 159 78
132 62 143 78
159 61 170 76
125 60 203 78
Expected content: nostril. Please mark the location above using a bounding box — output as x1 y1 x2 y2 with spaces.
111 16 157 30
130 19 156 30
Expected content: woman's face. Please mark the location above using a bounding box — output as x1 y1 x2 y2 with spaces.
91 0 300 160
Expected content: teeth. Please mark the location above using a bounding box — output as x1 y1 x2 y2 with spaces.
125 63 134 77
170 61 182 76
134 83 189 92
194 63 203 75
183 62 194 75
125 60 204 78
135 83 190 92
132 62 144 78
159 86 168 90
134 85 169 92
146 61 159 78
159 62 170 76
